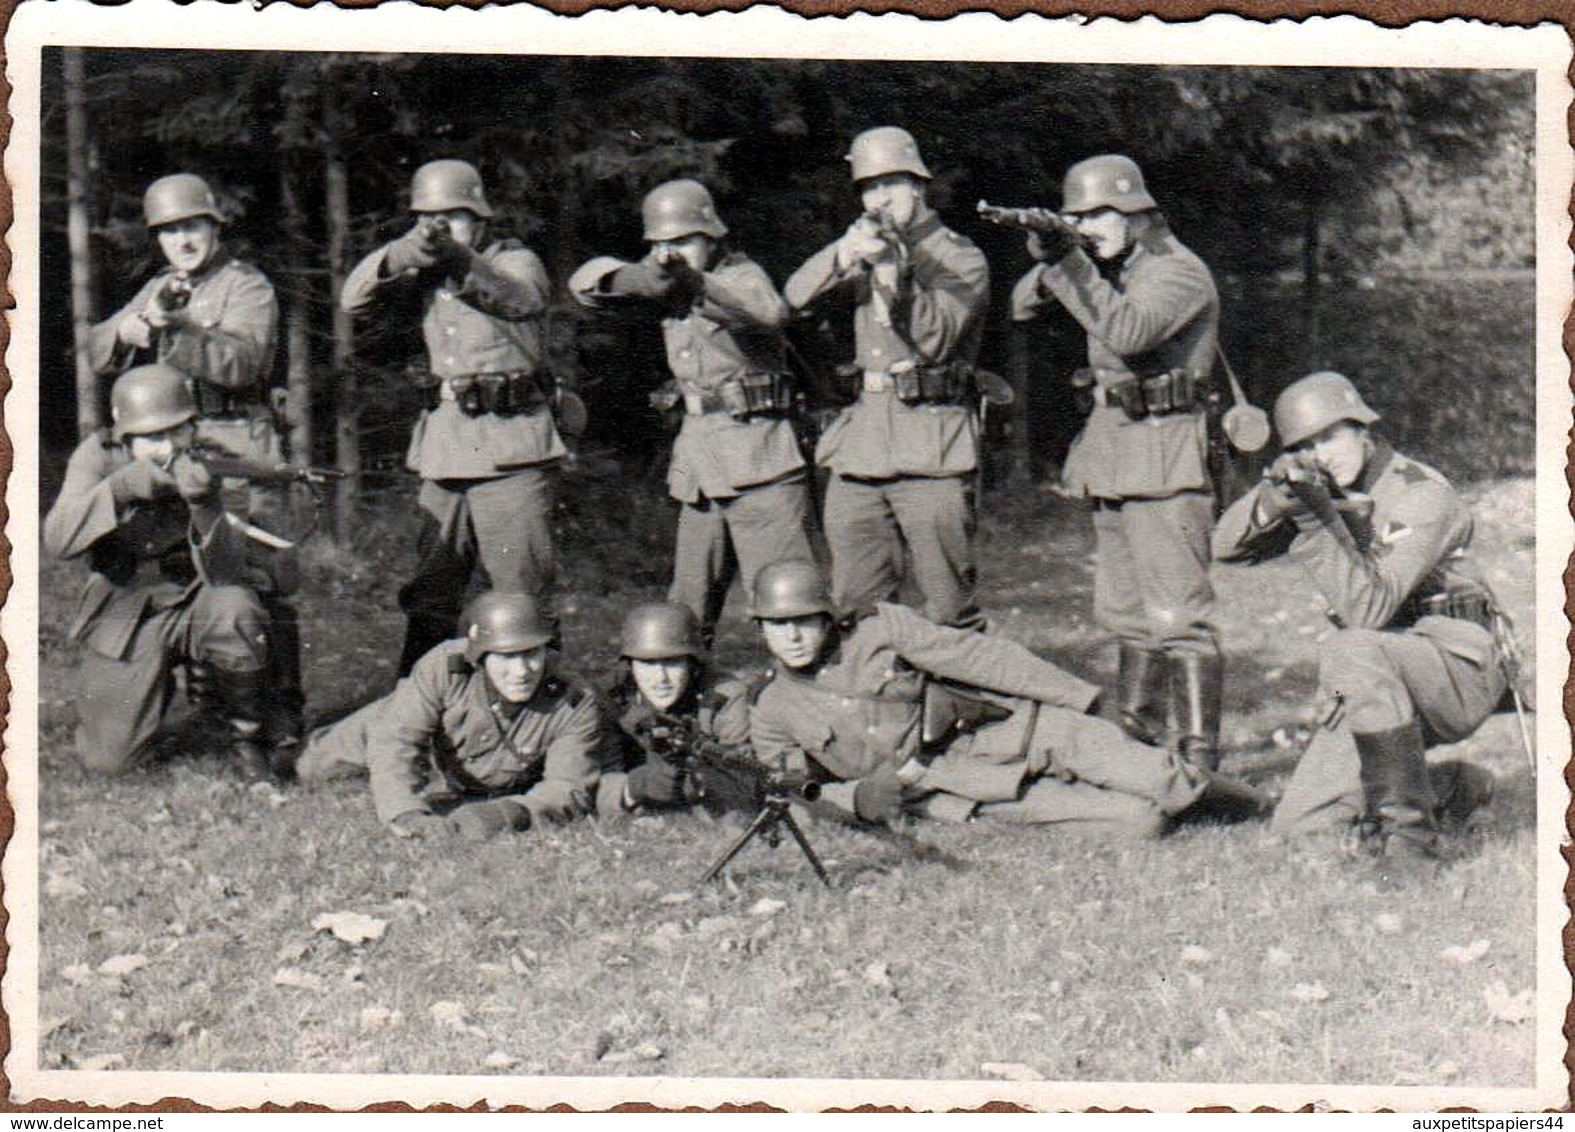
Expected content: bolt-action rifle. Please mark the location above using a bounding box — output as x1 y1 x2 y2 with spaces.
975 200 1093 253
188 441 348 488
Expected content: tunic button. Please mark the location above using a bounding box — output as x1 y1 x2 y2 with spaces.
445 327 456 337
871 347 884 357
444 357 456 367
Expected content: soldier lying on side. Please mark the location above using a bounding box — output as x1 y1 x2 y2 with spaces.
295 592 603 840
1213 372 1501 878
745 560 1269 834
44 364 297 779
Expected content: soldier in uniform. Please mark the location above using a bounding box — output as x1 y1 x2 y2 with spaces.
87 172 303 746
44 364 293 778
1010 154 1224 770
746 560 1268 833
597 601 754 814
569 180 815 645
784 127 990 630
1213 372 1502 871
341 159 563 674
295 592 603 840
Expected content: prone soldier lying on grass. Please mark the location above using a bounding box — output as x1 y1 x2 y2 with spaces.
1212 372 1503 879
745 560 1269 834
595 601 757 814
44 365 299 779
295 592 604 840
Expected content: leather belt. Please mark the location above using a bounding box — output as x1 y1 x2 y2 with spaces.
682 390 730 415
862 370 896 393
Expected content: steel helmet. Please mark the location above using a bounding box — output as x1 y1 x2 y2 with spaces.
642 179 728 242
846 126 932 183
1273 371 1380 448
110 364 197 441
143 173 224 229
750 559 834 620
463 591 555 662
620 602 706 660
410 159 493 219
1061 154 1157 215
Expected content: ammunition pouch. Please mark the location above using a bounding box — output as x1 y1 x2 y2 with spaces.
887 362 972 407
1074 367 1208 422
420 370 549 418
682 373 792 420
1394 585 1494 632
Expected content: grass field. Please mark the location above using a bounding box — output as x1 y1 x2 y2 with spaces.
25 272 1546 1098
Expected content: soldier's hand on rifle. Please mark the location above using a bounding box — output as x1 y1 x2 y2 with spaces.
450 799 532 841
612 256 678 300
383 227 441 277
626 755 689 806
116 310 155 350
660 253 706 300
1026 226 1078 265
390 810 453 840
170 451 219 503
425 221 471 268
108 458 178 505
836 216 890 272
853 762 906 825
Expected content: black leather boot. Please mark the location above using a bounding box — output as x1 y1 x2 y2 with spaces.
216 667 272 781
1171 651 1223 772
1355 721 1441 881
1116 641 1168 746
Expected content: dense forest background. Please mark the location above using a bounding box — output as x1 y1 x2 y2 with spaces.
38 49 1536 532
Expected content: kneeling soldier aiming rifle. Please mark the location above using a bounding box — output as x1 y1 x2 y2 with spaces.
1213 372 1507 881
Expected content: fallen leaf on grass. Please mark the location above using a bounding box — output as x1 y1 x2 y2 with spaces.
276 939 310 963
1289 982 1330 1004
1439 939 1491 965
657 892 693 906
1264 948 1294 968
98 954 148 977
749 898 786 918
863 961 895 992
45 873 88 899
641 923 684 954
696 915 742 940
1012 1011 1046 1027
312 911 389 945
1482 981 1534 1024
599 1044 664 1065
484 1051 519 1070
76 1053 127 1072
273 967 326 992
360 1007 402 1031
981 1061 1044 1081
62 964 94 985
1374 913 1403 935
1179 945 1212 966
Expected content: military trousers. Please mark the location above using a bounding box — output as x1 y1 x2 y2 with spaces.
75 584 271 774
399 466 558 665
1091 491 1217 654
823 472 977 626
669 475 816 640
1272 624 1505 834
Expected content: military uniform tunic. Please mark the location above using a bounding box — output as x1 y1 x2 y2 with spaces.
1212 441 1506 833
44 433 273 772
785 207 989 625
342 238 564 663
1012 225 1220 652
749 603 1210 831
569 251 814 637
297 639 604 829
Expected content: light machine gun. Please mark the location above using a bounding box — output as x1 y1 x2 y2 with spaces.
637 718 829 886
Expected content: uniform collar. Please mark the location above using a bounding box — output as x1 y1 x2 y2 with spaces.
902 205 943 244
1355 438 1395 494
174 247 232 285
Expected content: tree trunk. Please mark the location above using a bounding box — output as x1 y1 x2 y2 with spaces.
279 154 313 466
64 47 100 439
1005 321 1031 485
325 91 358 544
1301 196 1323 364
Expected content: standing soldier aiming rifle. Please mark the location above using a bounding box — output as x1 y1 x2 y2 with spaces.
784 126 991 630
1214 372 1504 878
87 172 304 754
341 159 562 674
1008 154 1225 771
295 591 605 840
44 365 298 779
746 560 1268 834
569 180 817 647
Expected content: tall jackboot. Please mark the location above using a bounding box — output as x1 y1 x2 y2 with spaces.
1116 641 1168 747
263 594 305 779
1171 650 1223 772
216 667 273 781
1355 720 1441 876
398 615 457 677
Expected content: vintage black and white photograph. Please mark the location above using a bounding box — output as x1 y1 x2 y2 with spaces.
4 1 1569 1111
